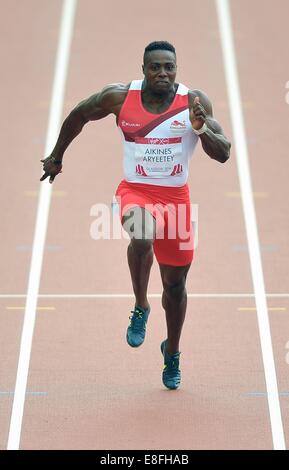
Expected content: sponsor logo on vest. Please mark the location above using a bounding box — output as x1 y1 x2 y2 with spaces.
121 120 141 127
170 119 186 134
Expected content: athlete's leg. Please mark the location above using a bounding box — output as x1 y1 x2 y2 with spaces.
122 206 156 310
159 263 192 354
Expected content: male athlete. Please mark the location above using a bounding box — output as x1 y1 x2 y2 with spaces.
40 41 231 390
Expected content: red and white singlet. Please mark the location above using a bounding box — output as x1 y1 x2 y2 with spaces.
118 80 199 187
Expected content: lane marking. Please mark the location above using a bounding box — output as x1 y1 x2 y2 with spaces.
0 391 48 396
216 0 285 450
6 304 287 312
7 0 77 451
247 392 289 397
6 306 55 311
1 293 289 299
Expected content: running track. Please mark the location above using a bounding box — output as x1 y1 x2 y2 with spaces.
1 0 289 450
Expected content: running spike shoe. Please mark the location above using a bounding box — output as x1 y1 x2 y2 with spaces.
126 305 150 347
161 339 181 390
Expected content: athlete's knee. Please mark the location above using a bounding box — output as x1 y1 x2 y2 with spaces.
130 238 153 256
162 277 187 303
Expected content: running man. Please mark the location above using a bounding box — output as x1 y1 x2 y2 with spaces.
40 41 231 390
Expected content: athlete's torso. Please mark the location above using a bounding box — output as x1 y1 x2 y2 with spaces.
117 80 199 187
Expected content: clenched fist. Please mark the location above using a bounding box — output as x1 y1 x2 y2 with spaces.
189 96 207 130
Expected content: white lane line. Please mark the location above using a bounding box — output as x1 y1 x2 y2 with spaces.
7 0 77 451
1 293 289 299
247 392 289 397
216 0 285 450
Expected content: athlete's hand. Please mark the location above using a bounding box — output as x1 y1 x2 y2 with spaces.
40 155 63 184
190 96 207 130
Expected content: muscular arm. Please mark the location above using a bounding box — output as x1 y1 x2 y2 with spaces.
40 83 128 182
189 90 231 163
50 83 128 161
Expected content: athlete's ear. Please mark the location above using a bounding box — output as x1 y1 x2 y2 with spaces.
142 64 144 74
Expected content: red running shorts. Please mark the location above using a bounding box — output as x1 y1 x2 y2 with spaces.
115 179 194 267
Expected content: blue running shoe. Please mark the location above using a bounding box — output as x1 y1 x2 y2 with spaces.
161 339 181 390
126 305 150 347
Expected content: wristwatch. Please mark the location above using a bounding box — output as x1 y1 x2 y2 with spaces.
192 122 208 135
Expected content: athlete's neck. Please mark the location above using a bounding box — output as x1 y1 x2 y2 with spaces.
141 79 177 104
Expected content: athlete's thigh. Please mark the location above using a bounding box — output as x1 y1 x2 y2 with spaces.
122 206 156 240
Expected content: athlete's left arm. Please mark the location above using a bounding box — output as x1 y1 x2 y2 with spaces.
189 90 231 163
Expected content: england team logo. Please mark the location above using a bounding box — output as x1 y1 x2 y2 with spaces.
170 119 187 134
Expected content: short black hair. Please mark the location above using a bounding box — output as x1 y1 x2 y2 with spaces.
143 41 176 64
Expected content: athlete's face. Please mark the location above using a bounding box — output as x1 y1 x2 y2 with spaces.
142 50 177 94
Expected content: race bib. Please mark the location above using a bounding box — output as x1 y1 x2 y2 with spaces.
134 137 183 178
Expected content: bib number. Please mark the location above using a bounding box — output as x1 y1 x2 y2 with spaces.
135 137 183 178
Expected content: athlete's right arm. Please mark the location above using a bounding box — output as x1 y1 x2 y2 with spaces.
40 83 128 183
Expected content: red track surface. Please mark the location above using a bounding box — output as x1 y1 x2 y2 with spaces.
1 0 288 450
